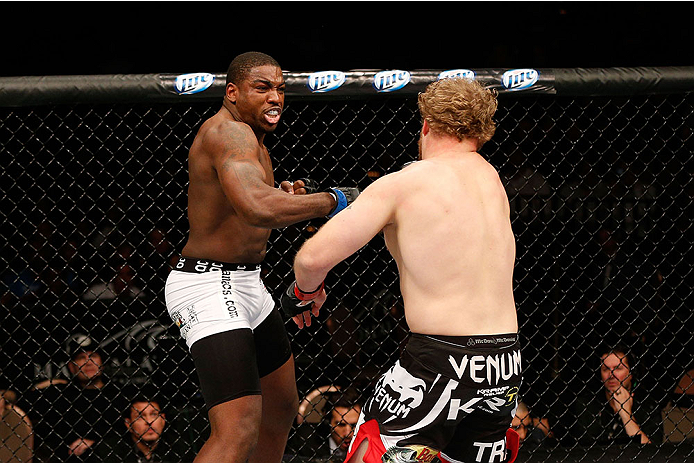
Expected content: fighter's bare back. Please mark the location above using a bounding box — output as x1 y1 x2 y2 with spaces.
382 151 518 336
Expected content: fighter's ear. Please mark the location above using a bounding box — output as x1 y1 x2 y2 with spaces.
226 82 238 104
422 120 430 136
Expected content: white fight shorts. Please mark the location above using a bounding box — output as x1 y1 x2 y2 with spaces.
165 257 274 349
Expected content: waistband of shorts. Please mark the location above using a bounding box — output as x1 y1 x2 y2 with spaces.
411 332 519 350
173 257 261 273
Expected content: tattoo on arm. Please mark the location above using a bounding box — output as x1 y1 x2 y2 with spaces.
219 125 265 188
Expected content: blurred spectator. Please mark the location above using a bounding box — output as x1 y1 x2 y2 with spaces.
146 227 178 269
93 393 195 462
1 389 33 462
673 369 694 399
558 342 663 445
0 221 55 307
82 243 146 301
288 388 362 462
19 334 121 461
511 400 554 445
662 367 694 443
139 226 179 291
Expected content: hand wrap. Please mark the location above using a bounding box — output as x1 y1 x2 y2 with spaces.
327 187 360 218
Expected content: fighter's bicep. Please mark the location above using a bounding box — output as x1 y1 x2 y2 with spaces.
209 123 267 200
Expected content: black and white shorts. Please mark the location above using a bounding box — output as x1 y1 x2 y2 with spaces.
165 257 292 409
350 333 522 463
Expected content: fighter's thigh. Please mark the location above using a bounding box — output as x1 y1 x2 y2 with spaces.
253 307 293 378
255 309 298 422
258 354 298 417
191 329 261 411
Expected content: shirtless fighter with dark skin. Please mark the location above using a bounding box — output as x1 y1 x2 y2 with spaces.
166 52 357 463
183 63 336 263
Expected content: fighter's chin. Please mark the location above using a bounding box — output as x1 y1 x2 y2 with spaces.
261 118 280 133
263 111 281 127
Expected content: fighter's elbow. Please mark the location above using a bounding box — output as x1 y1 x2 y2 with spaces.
238 205 275 228
295 247 329 275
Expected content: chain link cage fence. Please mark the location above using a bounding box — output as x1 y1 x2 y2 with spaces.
0 68 692 462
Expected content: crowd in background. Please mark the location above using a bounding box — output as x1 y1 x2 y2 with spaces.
1 215 692 462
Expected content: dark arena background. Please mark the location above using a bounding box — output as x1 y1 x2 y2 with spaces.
1 65 692 463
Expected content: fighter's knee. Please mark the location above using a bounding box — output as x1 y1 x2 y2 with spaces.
211 417 260 454
209 403 262 447
276 392 299 427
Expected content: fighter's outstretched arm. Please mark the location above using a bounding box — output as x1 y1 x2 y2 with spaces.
288 173 399 327
210 121 337 227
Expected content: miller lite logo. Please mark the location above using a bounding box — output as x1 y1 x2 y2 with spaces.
373 70 411 92
174 72 215 95
438 69 476 81
501 69 539 91
306 71 346 93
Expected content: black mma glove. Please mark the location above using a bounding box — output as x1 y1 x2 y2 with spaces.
280 280 325 317
327 187 360 217
298 178 320 194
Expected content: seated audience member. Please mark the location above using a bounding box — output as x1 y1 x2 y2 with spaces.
1 389 33 462
661 367 694 443
289 388 362 462
672 368 694 404
561 342 663 445
94 393 195 462
20 334 121 461
511 400 554 445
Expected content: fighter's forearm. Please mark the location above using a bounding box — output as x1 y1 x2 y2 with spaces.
242 191 335 228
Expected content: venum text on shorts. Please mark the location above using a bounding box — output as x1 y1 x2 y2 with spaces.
448 350 521 385
219 270 239 319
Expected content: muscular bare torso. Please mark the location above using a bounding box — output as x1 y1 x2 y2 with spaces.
181 108 273 263
383 153 518 336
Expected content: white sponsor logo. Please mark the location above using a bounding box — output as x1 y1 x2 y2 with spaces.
307 71 346 92
448 350 522 384
477 386 511 397
193 260 223 272
438 69 475 81
373 70 411 92
370 363 425 421
174 72 215 95
501 68 539 91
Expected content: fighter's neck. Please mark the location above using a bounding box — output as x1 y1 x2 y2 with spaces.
421 136 478 160
221 100 266 145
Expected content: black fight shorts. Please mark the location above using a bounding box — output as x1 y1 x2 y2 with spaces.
190 308 292 410
350 333 522 463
